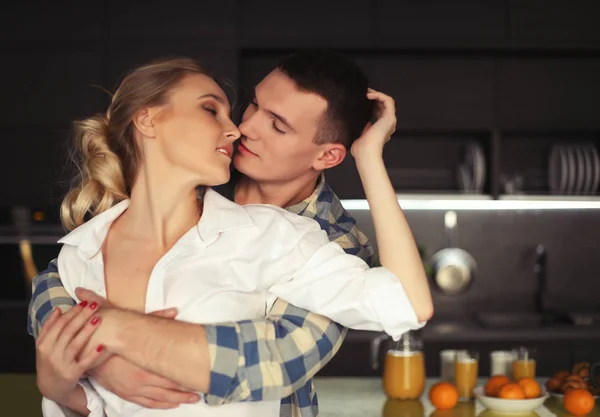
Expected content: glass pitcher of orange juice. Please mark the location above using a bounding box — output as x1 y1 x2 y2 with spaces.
371 331 426 400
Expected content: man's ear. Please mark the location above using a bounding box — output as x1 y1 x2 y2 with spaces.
132 108 157 138
312 143 347 171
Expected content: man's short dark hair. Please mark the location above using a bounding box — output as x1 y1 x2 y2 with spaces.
277 49 374 148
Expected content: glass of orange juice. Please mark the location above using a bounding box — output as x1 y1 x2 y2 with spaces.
454 350 479 401
383 349 426 400
512 346 536 380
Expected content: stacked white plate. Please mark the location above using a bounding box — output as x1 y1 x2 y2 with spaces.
548 144 600 195
457 142 486 194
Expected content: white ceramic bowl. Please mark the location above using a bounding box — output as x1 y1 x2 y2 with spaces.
474 386 549 414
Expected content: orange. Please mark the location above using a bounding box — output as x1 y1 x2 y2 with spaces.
517 377 542 398
485 375 511 397
497 383 526 399
429 382 459 410
563 388 595 416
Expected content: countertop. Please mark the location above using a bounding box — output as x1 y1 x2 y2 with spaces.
2 374 599 417
313 377 600 417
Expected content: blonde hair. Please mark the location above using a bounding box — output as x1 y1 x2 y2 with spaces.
61 57 208 230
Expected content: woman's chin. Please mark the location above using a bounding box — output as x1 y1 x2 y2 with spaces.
204 171 231 187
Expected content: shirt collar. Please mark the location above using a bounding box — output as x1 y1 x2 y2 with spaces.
286 173 328 217
57 188 255 255
58 199 130 258
196 188 254 246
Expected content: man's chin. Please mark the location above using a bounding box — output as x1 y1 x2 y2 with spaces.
233 155 251 174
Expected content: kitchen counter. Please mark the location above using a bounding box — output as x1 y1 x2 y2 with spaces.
313 377 600 417
1 374 599 417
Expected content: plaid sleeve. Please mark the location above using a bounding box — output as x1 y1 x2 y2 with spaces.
331 224 375 267
203 298 346 405
27 258 76 339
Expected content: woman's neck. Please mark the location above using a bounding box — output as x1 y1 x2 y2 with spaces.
117 163 202 252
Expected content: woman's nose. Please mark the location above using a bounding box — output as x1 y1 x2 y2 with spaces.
224 123 241 141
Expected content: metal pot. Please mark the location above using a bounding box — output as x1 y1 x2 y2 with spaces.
428 211 476 295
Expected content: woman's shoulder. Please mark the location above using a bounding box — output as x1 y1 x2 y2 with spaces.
243 203 323 235
58 199 130 248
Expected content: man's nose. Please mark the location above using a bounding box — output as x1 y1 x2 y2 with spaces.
239 117 259 141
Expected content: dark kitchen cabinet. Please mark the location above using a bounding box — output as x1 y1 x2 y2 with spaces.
508 0 600 48
0 51 105 127
107 0 236 43
571 347 600 366
496 58 600 130
372 0 506 48
237 0 370 48
2 0 600 205
370 56 495 130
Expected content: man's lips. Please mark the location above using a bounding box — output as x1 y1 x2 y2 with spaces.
237 142 258 157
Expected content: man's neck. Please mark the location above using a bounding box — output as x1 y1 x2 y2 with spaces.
234 173 320 208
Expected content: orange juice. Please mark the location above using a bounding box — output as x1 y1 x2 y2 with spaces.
455 358 478 399
512 359 536 380
383 350 425 400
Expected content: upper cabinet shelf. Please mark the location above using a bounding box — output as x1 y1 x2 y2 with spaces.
326 129 600 200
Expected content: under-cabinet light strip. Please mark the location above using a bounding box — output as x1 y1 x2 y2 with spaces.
341 196 600 211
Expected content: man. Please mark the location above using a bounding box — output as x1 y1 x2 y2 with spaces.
28 49 413 416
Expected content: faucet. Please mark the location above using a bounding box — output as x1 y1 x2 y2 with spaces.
533 244 546 315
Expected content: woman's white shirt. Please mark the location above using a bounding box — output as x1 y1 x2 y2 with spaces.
42 188 424 417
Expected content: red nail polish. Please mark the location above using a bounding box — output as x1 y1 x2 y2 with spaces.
96 345 104 353
89 302 98 310
91 316 100 326
79 300 88 308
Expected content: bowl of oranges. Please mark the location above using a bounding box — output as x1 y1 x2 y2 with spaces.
474 375 549 414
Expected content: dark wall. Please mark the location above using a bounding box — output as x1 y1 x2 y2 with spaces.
349 207 600 316
2 0 600 375
2 0 600 208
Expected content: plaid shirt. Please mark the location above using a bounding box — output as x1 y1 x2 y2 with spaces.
27 174 374 417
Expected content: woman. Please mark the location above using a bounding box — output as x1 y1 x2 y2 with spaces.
36 57 432 416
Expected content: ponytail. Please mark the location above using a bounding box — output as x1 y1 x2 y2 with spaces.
60 115 128 230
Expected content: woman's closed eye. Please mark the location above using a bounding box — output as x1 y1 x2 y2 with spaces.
203 105 218 117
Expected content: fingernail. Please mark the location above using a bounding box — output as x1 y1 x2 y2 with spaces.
89 302 98 310
91 316 100 326
189 395 199 402
79 300 88 308
96 344 104 353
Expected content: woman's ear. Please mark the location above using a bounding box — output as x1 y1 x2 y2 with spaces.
132 108 156 138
